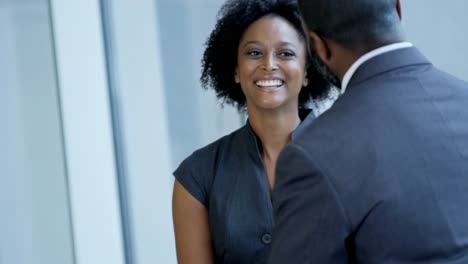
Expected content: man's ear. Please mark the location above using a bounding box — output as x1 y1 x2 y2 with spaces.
396 0 402 20
308 31 332 64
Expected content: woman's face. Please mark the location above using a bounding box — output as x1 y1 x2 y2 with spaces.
235 15 308 111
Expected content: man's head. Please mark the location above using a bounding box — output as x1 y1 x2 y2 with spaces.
298 0 405 87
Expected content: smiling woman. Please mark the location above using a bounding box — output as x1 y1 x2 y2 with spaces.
235 15 308 111
171 0 331 264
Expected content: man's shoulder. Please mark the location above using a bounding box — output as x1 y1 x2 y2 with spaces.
290 107 355 161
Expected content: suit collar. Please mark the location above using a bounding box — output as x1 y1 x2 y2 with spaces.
341 42 413 93
291 109 315 140
346 46 431 91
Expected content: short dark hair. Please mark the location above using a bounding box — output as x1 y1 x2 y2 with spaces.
201 0 331 110
298 0 403 51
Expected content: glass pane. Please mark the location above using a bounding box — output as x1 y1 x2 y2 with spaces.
99 0 177 263
0 1 74 263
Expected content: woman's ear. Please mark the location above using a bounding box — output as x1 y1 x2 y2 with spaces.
303 72 309 87
308 31 332 64
234 67 240 83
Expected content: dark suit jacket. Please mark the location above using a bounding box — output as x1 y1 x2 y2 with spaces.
269 47 468 263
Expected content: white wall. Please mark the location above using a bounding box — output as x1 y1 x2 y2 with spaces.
0 2 74 264
402 0 468 81
156 0 241 169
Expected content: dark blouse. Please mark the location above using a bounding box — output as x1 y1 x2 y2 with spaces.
173 110 315 264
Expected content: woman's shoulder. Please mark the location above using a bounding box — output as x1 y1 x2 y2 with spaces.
172 125 248 206
182 124 247 167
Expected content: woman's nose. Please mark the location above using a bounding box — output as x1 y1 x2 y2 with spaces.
261 54 278 71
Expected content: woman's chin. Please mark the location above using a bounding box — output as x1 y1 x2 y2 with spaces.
255 100 286 111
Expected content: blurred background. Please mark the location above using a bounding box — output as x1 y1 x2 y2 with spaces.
1 0 467 263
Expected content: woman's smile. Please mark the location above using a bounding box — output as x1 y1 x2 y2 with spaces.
255 79 284 88
255 78 285 93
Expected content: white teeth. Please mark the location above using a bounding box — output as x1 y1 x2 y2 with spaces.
256 80 283 87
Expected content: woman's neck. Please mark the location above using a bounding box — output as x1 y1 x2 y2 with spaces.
247 105 301 160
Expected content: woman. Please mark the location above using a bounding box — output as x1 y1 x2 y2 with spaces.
172 0 329 263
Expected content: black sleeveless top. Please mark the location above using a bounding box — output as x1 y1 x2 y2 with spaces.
173 110 315 264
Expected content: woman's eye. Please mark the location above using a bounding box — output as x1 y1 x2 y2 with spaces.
247 50 262 56
279 51 295 57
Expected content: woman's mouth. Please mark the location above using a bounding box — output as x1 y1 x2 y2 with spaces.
255 79 284 88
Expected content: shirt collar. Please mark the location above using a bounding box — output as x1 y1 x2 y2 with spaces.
340 42 413 94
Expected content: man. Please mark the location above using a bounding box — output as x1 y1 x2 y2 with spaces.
269 0 468 263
